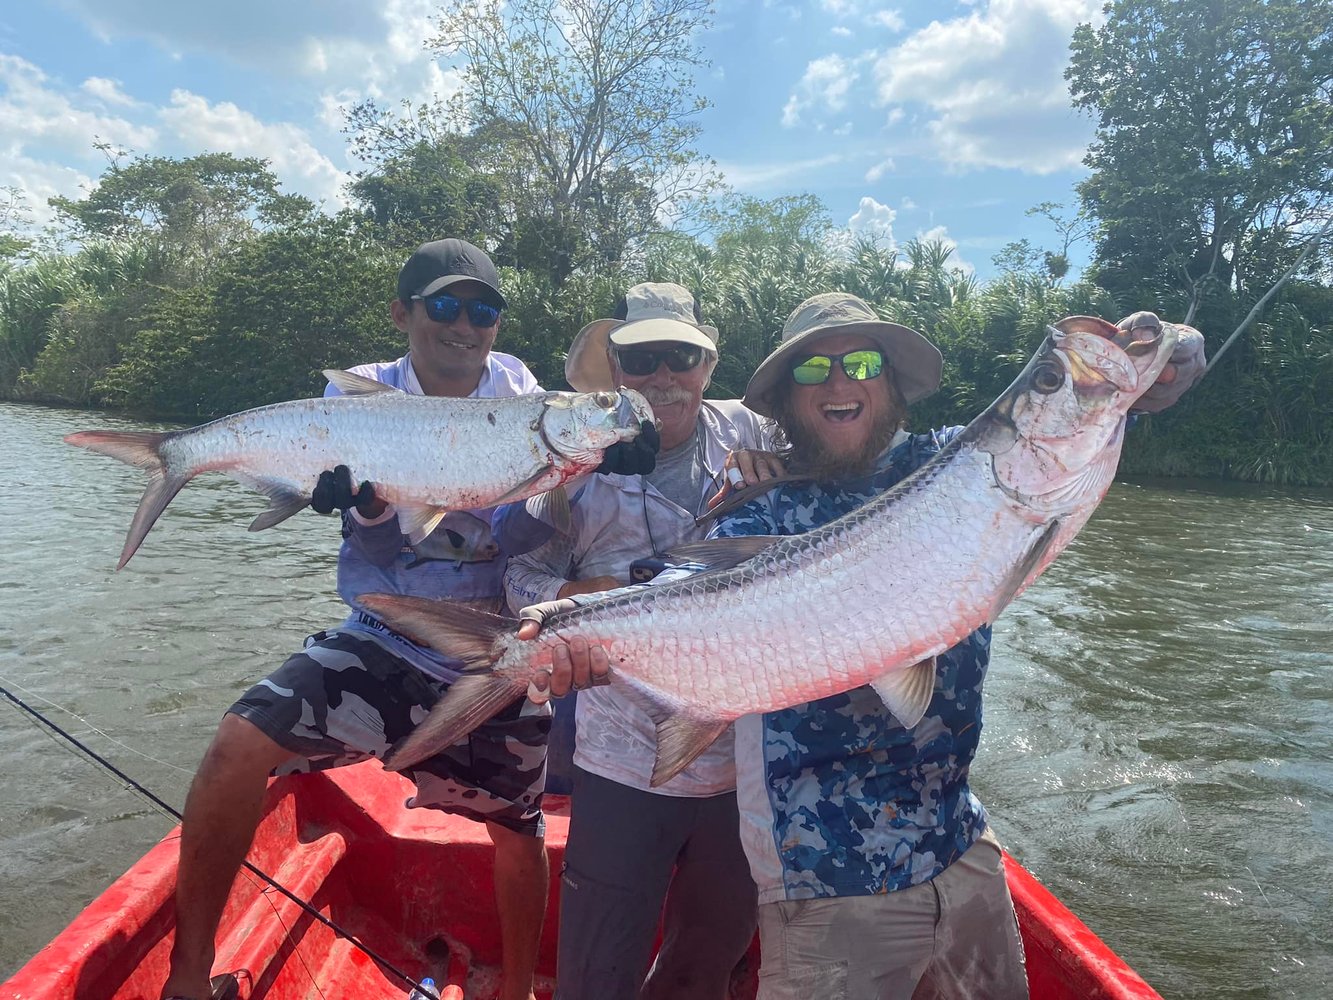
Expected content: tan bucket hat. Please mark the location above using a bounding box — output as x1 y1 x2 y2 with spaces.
742 292 943 417
565 282 718 391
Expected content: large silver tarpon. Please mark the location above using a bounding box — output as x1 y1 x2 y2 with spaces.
362 317 1179 784
66 370 653 568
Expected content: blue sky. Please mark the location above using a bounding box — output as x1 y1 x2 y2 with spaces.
0 0 1106 281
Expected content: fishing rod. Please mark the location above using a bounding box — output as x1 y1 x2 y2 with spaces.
0 681 436 998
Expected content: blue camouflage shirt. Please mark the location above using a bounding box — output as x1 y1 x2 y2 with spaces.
720 427 992 904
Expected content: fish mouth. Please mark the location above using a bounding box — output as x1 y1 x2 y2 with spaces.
1051 316 1179 397
820 401 863 423
614 388 657 437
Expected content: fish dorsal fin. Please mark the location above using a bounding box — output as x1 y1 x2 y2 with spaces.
323 369 402 396
662 536 780 572
246 482 312 531
868 657 937 729
397 502 451 544
987 519 1061 625
523 486 572 535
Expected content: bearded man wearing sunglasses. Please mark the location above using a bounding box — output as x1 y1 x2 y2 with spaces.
493 282 784 1000
518 290 1206 999
161 239 596 1000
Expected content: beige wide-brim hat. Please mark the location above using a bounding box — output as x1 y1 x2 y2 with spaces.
742 292 943 418
565 282 719 391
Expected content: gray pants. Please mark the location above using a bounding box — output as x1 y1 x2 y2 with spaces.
555 767 758 1000
756 828 1028 1000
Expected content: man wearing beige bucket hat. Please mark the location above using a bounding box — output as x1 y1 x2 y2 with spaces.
500 281 778 1000
519 289 1206 998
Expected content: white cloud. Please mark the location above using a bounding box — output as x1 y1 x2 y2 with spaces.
48 0 449 139
865 158 895 182
782 53 857 128
901 196 918 211
871 10 907 32
0 55 157 155
847 195 896 246
916 224 976 275
80 77 140 108
716 153 845 191
0 53 352 223
872 0 1102 173
159 91 349 208
832 26 853 37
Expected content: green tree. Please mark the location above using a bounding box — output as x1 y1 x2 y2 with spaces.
99 216 402 416
0 186 33 263
50 149 315 282
1068 0 1333 320
351 0 719 287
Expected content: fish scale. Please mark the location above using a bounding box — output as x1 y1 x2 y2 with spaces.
526 445 1041 716
362 317 1179 785
66 375 653 568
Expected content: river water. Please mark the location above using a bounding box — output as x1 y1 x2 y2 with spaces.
0 401 1329 998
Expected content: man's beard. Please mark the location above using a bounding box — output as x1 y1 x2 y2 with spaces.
783 407 902 481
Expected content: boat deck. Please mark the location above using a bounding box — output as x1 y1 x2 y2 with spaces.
2 764 1161 999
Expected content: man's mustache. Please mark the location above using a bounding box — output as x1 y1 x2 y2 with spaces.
641 387 695 407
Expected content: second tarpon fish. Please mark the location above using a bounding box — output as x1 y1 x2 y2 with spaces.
66 370 653 568
362 317 1179 784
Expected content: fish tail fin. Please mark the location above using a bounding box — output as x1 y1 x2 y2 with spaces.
64 430 192 569
356 593 517 671
356 594 529 771
383 673 528 771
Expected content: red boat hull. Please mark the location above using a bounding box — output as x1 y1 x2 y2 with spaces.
2 765 1160 1000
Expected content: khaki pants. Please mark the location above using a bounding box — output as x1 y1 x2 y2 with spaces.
756 828 1028 1000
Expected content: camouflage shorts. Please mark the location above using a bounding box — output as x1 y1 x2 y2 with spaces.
227 629 549 837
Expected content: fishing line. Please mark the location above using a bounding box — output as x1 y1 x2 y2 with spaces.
0 675 194 774
0 681 433 997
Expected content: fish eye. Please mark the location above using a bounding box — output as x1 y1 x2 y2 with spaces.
592 391 617 408
1032 362 1065 395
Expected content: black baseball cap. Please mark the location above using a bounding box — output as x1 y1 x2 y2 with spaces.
396 238 508 310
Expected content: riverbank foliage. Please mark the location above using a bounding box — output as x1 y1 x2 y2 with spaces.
1 0 1330 485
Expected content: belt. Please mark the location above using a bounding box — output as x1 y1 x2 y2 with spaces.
352 609 413 644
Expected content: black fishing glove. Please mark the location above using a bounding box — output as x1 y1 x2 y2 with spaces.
311 465 379 516
596 419 660 475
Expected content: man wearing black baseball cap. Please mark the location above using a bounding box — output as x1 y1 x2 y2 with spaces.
161 238 553 1000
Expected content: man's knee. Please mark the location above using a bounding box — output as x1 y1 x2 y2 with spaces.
486 820 547 864
199 713 295 777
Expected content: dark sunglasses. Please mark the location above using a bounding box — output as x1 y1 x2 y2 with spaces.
614 344 706 376
791 348 886 385
413 292 501 328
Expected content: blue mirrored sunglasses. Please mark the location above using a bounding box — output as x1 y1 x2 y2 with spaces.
413 292 501 328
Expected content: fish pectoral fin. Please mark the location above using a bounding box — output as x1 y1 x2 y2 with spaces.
489 468 560 510
662 537 780 572
987 519 1062 625
323 369 402 395
651 716 731 788
382 674 528 772
397 503 451 544
869 658 937 729
523 486 572 535
247 483 312 532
